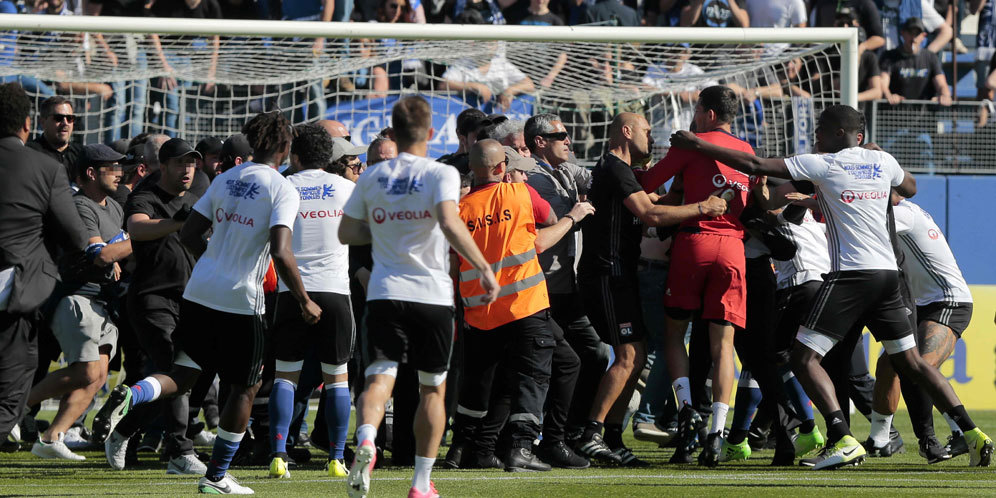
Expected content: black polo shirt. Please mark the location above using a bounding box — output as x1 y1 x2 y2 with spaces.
578 152 644 278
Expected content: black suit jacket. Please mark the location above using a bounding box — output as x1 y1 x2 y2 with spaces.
0 136 87 314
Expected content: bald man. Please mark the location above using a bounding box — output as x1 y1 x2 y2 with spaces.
317 120 349 139
574 112 726 467
449 139 594 472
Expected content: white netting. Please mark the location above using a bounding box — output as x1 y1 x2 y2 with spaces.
0 22 844 161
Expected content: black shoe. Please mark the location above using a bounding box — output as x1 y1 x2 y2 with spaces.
287 446 312 465
669 447 693 464
747 426 769 452
535 441 590 469
677 405 705 454
770 451 795 466
574 431 622 464
919 435 952 464
697 432 722 468
19 414 39 443
92 385 131 444
443 441 466 469
505 446 551 472
946 432 969 458
863 430 905 457
465 451 505 469
610 445 650 467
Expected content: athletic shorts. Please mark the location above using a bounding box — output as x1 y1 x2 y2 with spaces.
365 299 454 374
51 295 118 364
916 301 973 338
804 270 914 343
773 280 822 364
273 291 355 366
579 274 647 346
664 232 747 328
173 299 266 386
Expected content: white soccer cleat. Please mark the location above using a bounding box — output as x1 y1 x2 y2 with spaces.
347 440 377 498
193 430 217 446
168 453 208 475
31 432 86 461
105 430 131 470
198 473 255 494
63 426 91 450
811 435 866 470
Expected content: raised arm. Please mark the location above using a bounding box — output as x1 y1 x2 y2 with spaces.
670 130 792 178
623 189 726 227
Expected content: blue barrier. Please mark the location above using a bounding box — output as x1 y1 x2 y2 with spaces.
944 175 996 285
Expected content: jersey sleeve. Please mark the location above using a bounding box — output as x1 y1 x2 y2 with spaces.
432 165 461 206
192 178 217 218
883 152 905 187
611 161 644 198
343 175 368 221
784 154 829 181
525 183 552 223
269 177 300 229
641 149 687 193
892 201 915 234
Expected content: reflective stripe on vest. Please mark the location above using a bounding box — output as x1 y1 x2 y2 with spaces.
459 248 538 282
461 270 545 307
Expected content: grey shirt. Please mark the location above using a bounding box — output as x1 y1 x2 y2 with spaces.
526 160 590 294
70 192 124 296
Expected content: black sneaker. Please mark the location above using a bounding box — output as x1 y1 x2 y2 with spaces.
697 432 722 467
535 441 590 469
610 445 650 467
919 435 953 464
574 431 622 464
747 426 769 452
505 446 551 472
946 432 969 458
677 405 705 454
669 447 694 464
443 441 466 469
863 430 905 457
770 451 795 466
465 451 505 469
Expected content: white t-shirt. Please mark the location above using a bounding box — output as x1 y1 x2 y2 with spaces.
784 147 905 272
774 209 831 289
278 168 355 295
185 162 299 315
745 0 807 55
893 199 972 305
442 54 528 96
342 153 460 306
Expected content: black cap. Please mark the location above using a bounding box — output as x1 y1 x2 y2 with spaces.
121 144 146 169
110 138 130 155
196 136 224 156
220 134 253 165
158 137 202 164
83 143 125 168
901 17 926 34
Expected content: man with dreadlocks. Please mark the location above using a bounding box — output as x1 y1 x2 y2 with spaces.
95 112 322 495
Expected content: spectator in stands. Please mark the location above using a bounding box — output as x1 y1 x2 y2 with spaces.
974 0 996 125
195 137 224 181
879 17 953 105
743 0 807 55
642 51 717 145
0 1 57 98
877 0 953 53
451 0 507 23
27 144 131 461
28 96 83 186
583 0 640 25
833 7 884 101
679 0 748 27
441 43 535 112
810 0 885 55
519 0 565 24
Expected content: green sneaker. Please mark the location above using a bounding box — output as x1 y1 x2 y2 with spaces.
719 438 751 462
809 435 866 470
964 428 994 467
795 427 826 457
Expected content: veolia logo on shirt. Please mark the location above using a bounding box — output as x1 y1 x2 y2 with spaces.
372 207 432 224
928 229 940 240
300 209 343 219
839 190 889 203
215 207 255 227
711 173 751 192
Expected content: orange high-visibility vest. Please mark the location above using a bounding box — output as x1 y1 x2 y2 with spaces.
458 182 549 330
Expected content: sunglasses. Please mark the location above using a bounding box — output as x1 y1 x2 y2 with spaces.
343 135 352 142
540 131 569 142
50 113 77 124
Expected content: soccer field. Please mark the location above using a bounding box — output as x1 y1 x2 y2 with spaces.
3 410 994 496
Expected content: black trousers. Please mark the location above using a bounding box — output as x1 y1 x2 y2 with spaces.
550 293 609 435
452 310 555 453
0 311 37 442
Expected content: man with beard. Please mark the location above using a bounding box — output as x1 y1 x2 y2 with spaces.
27 96 83 185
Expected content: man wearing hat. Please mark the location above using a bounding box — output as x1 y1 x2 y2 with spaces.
25 144 133 461
136 138 211 198
217 134 253 176
195 137 224 181
880 17 953 106
327 137 367 182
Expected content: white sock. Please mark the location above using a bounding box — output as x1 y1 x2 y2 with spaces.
143 376 162 401
710 402 729 435
356 424 377 446
412 456 435 493
869 411 893 446
943 413 963 435
672 377 692 407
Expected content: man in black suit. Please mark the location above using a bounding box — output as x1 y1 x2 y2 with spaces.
0 83 88 444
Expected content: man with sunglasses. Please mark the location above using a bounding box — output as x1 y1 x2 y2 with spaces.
28 96 83 187
328 137 367 182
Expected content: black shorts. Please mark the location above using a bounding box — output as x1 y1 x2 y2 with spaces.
916 301 973 338
579 274 647 346
173 299 266 386
804 270 914 343
773 280 822 364
366 299 454 374
273 291 355 365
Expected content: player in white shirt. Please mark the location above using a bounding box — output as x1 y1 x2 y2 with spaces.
867 193 975 463
338 96 498 498
96 112 322 495
669 104 993 471
266 124 357 480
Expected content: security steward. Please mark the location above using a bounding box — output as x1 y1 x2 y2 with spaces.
448 140 594 472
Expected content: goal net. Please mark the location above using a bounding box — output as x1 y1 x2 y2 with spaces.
0 16 856 162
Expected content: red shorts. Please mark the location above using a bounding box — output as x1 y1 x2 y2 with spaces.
664 232 747 328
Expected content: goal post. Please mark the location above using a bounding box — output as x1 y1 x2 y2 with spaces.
0 14 859 160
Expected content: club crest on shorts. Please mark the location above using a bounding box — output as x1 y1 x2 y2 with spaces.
619 322 633 336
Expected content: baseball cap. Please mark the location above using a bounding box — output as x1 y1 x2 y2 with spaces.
331 137 366 162
196 136 224 157
503 146 538 172
110 138 130 155
121 144 146 170
219 133 253 168
901 17 926 34
158 137 202 163
83 143 125 168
